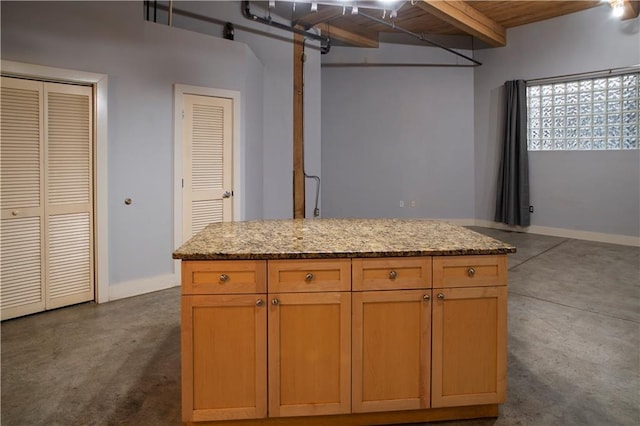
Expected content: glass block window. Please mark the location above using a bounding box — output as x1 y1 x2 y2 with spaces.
527 72 639 150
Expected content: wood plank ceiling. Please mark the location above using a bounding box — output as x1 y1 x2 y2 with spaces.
286 0 639 48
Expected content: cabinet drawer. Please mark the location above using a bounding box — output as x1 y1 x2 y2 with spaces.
433 255 507 288
352 257 432 291
182 260 266 294
268 259 351 293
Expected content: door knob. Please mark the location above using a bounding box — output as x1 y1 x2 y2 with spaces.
222 191 232 198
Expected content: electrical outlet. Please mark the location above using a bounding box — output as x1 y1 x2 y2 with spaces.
399 200 404 208
529 205 534 213
410 200 416 208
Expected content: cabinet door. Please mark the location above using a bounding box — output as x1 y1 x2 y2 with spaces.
182 294 267 422
431 286 507 408
352 290 431 413
268 292 351 417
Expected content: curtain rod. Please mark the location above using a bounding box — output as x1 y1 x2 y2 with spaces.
525 65 640 85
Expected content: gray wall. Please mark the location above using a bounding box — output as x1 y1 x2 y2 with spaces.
1 1 267 286
163 1 323 219
474 5 640 237
321 44 475 219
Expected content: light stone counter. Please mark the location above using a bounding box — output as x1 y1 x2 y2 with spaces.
173 218 516 260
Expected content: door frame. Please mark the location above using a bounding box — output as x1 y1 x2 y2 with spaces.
1 60 109 304
173 84 243 276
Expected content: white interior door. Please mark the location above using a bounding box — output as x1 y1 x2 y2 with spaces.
1 77 46 319
0 77 94 320
44 82 94 310
182 94 233 240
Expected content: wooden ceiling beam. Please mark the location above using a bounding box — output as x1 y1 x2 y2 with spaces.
416 0 506 47
295 6 345 28
622 0 639 20
316 23 379 48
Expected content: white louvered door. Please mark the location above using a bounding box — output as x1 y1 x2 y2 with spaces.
182 94 233 240
44 82 94 310
1 77 46 319
0 77 94 320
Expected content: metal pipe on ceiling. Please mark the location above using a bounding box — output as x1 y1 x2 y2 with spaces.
356 10 482 67
242 1 331 54
322 63 478 68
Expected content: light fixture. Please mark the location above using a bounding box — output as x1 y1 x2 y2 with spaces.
269 0 275 8
609 0 625 18
351 4 358 15
311 1 318 12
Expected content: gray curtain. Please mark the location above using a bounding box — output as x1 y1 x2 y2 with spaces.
495 80 530 226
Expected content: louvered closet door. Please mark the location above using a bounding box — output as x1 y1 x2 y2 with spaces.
182 94 233 240
0 77 94 320
1 77 46 320
44 82 94 310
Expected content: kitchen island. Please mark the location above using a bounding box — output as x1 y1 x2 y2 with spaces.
173 219 516 425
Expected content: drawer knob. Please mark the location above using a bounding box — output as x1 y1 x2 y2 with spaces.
437 293 445 300
271 298 279 306
423 294 430 302
219 274 229 282
256 299 264 306
11 210 19 216
467 268 476 277
305 273 314 282
389 270 397 280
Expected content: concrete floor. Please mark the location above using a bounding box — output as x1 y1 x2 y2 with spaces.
2 228 639 426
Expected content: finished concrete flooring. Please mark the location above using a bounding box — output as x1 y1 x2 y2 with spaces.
2 228 639 425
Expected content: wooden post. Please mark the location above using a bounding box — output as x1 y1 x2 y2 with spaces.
293 33 305 219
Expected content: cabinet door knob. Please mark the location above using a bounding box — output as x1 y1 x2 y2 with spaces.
437 293 445 300
256 299 264 306
11 210 19 216
219 274 229 282
467 267 476 277
305 273 314 282
389 270 397 280
271 298 279 306
423 294 430 302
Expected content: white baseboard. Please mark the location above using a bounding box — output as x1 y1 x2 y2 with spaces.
474 219 640 247
430 218 477 226
109 273 180 302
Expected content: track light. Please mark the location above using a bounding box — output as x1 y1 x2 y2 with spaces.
610 0 625 17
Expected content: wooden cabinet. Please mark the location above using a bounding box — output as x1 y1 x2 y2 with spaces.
431 256 507 408
352 289 431 413
180 254 508 424
351 257 432 413
182 260 266 294
352 257 432 291
181 294 267 422
268 278 351 416
267 259 352 417
181 260 268 422
268 259 351 293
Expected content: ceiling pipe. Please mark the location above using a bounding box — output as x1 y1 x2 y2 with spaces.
356 10 482 66
242 1 331 54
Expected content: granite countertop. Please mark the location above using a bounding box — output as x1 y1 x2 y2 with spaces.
172 219 516 260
